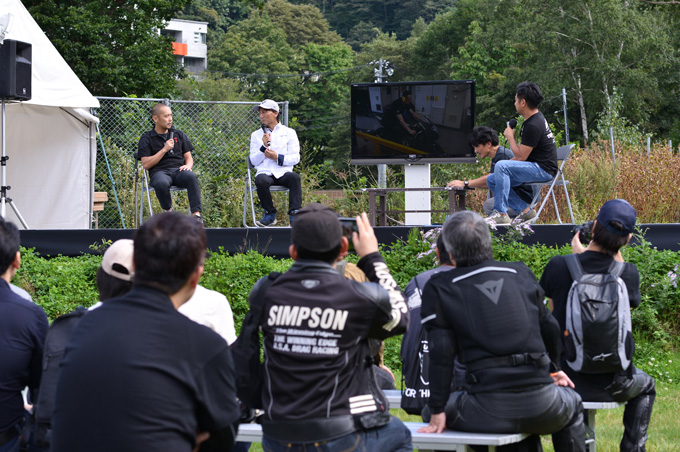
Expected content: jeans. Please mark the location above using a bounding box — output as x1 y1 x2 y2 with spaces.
255 172 302 215
149 167 202 213
487 160 552 215
0 423 21 452
262 416 412 452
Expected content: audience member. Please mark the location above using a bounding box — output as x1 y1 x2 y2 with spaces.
52 213 240 452
0 220 48 452
179 285 237 345
418 211 585 452
235 203 412 451
29 239 134 451
539 199 655 452
249 99 301 226
400 234 462 416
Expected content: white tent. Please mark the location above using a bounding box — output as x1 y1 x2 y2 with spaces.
1 0 100 229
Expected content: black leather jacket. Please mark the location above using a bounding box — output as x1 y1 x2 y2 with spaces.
250 252 408 442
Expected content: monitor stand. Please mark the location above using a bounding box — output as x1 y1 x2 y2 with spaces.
404 163 431 225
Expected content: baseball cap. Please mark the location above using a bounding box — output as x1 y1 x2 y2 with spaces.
101 239 135 281
254 99 279 113
291 203 342 252
597 199 636 236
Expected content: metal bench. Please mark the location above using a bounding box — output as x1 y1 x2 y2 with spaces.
235 422 527 451
382 389 624 452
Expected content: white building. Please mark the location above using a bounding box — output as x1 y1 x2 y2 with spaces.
162 19 207 76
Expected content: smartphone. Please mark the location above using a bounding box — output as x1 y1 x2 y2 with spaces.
338 217 358 251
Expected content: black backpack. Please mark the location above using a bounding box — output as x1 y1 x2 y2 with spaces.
563 254 634 374
31 306 88 449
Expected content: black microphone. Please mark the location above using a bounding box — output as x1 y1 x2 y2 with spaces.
507 119 517 129
168 128 175 154
261 124 271 149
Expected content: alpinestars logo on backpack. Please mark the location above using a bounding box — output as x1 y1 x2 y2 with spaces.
563 254 634 374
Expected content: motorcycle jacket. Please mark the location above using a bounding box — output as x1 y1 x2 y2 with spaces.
250 252 408 443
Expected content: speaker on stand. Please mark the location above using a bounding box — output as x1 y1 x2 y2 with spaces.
0 38 32 228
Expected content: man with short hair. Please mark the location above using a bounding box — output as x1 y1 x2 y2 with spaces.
235 203 412 451
448 126 538 217
249 99 301 227
400 234 462 417
138 103 203 223
540 199 655 452
52 213 240 452
0 220 48 452
486 82 558 224
419 211 585 452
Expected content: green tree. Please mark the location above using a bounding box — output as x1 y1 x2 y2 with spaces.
25 0 189 97
264 0 343 48
178 0 251 34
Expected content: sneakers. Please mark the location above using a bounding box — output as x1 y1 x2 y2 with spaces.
192 214 204 225
516 209 537 222
487 211 511 225
256 212 277 227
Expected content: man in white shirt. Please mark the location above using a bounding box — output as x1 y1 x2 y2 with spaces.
178 285 237 345
249 99 301 227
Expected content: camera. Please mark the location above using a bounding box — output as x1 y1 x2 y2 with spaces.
572 220 594 245
338 217 358 252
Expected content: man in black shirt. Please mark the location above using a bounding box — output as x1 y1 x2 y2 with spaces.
138 103 203 223
418 210 585 452
235 203 412 452
0 220 48 452
540 199 655 452
447 126 538 216
487 82 558 224
52 212 240 452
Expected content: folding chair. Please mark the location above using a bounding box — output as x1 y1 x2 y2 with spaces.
527 144 576 224
133 152 189 228
243 156 289 228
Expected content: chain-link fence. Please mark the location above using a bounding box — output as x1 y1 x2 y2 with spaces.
93 98 289 228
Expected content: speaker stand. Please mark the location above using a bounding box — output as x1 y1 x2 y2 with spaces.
0 98 29 228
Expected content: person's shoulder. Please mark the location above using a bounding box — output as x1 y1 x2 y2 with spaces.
0 286 46 318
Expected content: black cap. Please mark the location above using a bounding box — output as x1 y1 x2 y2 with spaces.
291 203 342 252
597 199 636 236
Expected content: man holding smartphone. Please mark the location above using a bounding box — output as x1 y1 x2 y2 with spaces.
234 203 412 451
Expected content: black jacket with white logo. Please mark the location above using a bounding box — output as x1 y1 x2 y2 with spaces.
251 252 408 441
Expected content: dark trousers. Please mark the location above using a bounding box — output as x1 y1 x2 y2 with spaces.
424 384 586 452
149 168 201 214
567 366 656 452
255 172 301 215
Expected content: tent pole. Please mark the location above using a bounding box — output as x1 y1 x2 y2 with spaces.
95 123 126 228
0 98 29 228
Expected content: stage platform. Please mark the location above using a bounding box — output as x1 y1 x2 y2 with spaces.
19 224 680 258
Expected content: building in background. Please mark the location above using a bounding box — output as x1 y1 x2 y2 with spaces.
162 19 207 76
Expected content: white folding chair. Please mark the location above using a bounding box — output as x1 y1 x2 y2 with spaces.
243 156 289 228
527 144 576 224
133 152 189 228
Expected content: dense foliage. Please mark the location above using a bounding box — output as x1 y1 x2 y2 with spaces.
17 225 680 385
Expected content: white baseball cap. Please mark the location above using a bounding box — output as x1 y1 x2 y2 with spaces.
101 239 134 281
254 99 279 113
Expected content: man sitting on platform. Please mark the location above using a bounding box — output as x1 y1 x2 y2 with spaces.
249 99 301 227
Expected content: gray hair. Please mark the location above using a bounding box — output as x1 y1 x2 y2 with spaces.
441 211 492 267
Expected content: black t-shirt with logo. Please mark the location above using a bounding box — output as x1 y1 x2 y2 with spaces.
137 128 194 175
521 111 558 177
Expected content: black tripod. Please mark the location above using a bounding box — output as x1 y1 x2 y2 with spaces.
1 98 29 228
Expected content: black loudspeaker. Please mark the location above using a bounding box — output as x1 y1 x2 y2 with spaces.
0 39 32 101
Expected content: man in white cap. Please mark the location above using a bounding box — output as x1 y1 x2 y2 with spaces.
249 99 301 226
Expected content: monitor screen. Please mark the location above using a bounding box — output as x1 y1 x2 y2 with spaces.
351 80 476 165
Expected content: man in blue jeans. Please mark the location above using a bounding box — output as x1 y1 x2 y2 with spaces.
234 204 412 452
486 81 558 225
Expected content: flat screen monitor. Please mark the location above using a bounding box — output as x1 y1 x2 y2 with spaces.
351 80 476 165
